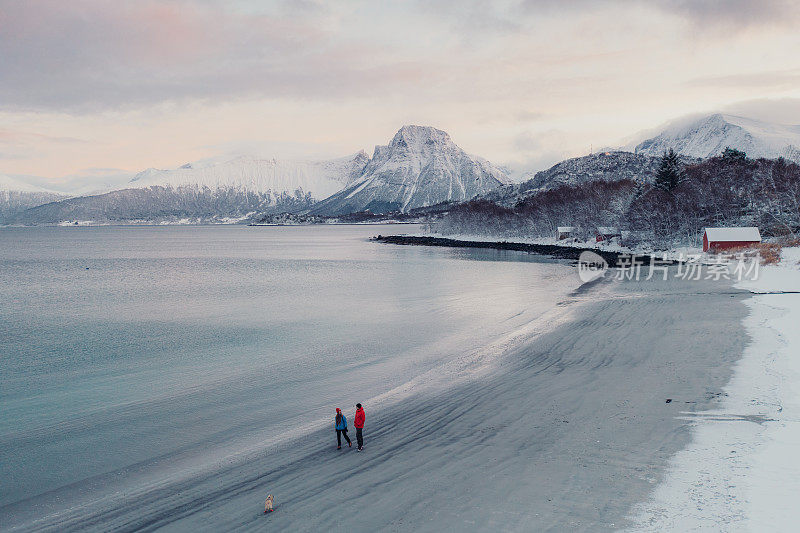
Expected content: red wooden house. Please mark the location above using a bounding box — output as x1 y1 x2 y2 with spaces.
703 227 761 252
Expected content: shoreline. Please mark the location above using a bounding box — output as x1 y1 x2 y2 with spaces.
626 247 800 530
373 234 628 266
217 273 750 532
16 272 753 532
0 229 580 532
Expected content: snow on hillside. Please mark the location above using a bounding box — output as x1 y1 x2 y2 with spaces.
631 113 800 162
480 151 667 207
309 125 509 215
480 113 798 209
128 152 370 200
3 152 373 225
0 174 60 194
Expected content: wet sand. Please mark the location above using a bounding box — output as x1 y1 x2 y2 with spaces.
9 273 749 532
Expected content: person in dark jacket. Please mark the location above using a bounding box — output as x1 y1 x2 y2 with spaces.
354 403 365 451
334 408 351 449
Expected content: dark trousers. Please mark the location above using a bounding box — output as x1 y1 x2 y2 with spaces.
356 427 363 448
336 429 351 447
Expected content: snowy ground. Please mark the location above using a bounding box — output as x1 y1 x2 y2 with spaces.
627 247 800 531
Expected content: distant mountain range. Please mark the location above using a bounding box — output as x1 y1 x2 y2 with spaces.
6 153 372 225
481 113 800 208
128 152 370 202
2 113 799 225
1 126 509 224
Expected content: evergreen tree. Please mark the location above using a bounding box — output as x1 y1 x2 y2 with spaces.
721 146 747 162
655 148 682 192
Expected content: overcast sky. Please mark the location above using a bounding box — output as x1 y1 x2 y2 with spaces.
2 0 800 186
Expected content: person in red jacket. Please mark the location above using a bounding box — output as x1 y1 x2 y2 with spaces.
354 403 365 451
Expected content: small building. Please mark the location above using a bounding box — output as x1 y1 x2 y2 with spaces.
596 226 621 243
557 226 575 240
703 227 761 252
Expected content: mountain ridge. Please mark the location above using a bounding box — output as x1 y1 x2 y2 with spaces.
5 113 800 225
480 151 667 207
629 113 800 161
128 151 370 200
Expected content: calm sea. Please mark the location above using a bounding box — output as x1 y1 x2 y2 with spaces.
0 224 575 518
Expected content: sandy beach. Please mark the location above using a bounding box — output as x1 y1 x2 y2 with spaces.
7 265 752 533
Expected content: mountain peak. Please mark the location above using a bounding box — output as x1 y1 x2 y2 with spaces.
390 125 452 149
631 113 800 161
310 126 508 215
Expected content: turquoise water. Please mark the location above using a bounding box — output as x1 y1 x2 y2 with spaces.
0 224 574 517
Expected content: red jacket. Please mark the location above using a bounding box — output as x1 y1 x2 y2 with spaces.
354 408 365 428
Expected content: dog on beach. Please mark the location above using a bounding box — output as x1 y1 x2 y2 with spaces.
264 494 274 513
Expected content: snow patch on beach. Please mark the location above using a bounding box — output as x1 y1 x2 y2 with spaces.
626 247 800 531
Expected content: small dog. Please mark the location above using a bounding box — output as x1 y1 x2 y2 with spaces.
264 494 274 513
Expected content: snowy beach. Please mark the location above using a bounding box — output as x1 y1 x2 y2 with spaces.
4 252 754 532
628 248 800 531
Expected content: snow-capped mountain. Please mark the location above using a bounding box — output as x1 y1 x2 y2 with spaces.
310 125 509 215
478 112 799 209
0 175 67 221
6 153 371 225
630 113 800 162
129 152 370 200
480 151 668 207
9 185 316 225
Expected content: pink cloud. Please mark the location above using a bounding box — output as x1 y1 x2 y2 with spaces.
2 0 797 115
0 0 344 110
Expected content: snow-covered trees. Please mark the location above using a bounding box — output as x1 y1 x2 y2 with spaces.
434 156 800 249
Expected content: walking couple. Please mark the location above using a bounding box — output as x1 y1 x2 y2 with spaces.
334 403 365 452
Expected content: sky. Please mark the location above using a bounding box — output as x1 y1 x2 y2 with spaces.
2 0 800 190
